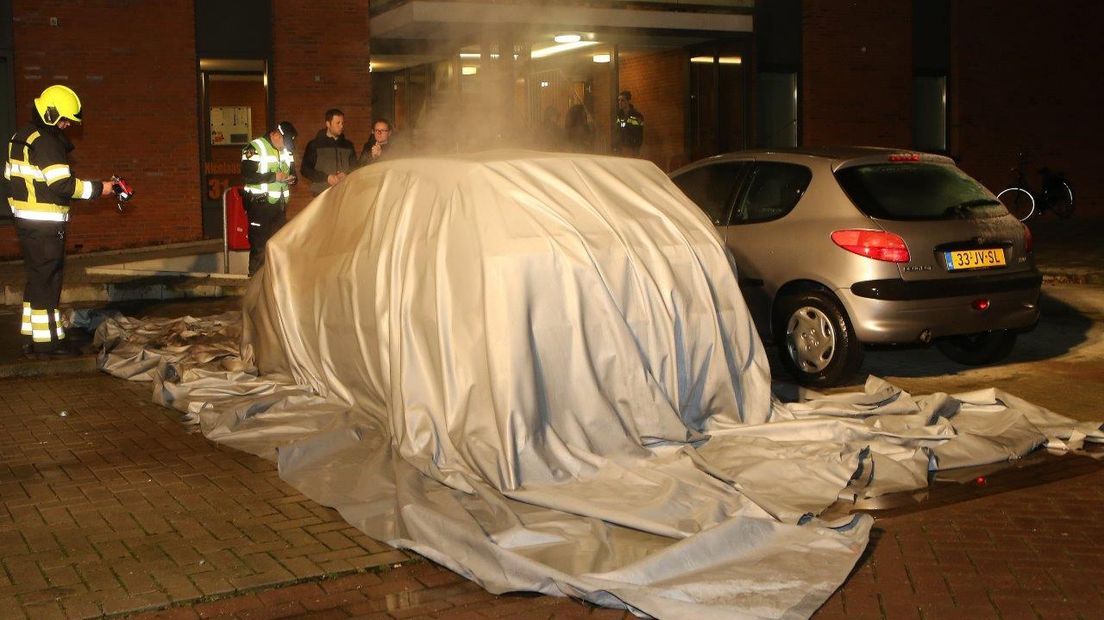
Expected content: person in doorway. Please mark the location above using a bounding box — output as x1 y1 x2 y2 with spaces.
300 108 357 197
613 90 645 156
241 121 297 276
6 84 118 359
538 106 564 151
359 118 397 166
564 103 593 153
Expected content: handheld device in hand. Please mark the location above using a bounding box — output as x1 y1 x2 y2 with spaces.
111 176 134 213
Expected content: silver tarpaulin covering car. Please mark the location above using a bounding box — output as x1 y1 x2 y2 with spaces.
96 152 1103 619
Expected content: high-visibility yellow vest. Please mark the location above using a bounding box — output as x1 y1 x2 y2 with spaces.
242 137 293 204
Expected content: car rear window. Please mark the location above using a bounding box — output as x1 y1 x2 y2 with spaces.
835 163 1006 220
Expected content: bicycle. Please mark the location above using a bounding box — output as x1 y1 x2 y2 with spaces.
996 155 1074 222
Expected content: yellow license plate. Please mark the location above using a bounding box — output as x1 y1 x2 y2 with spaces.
944 248 1006 271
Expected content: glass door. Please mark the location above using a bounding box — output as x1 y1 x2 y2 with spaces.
688 43 750 161
198 59 268 238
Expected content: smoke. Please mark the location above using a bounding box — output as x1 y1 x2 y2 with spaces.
386 28 610 158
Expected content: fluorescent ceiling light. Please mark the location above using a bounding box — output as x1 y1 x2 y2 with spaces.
690 56 742 64
592 53 611 64
554 33 581 44
531 40 598 59
462 65 478 75
460 52 499 59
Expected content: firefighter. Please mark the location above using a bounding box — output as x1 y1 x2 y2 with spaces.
5 84 117 359
241 121 297 276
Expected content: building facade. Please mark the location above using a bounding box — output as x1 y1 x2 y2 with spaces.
0 0 1099 258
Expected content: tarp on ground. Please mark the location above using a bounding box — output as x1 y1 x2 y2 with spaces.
95 152 1103 619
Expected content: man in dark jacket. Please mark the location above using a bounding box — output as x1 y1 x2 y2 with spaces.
6 84 117 358
300 109 357 196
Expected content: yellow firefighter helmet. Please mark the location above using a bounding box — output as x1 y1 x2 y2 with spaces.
34 85 83 126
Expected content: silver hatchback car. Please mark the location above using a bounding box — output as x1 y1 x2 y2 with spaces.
670 147 1041 387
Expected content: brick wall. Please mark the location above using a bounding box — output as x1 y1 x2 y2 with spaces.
0 0 373 259
950 1 1104 215
272 0 372 219
618 49 688 172
801 0 912 148
1 0 200 258
5 1 1096 263
799 0 1101 216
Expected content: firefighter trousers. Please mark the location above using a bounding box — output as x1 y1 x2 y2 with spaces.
246 199 286 276
15 218 67 352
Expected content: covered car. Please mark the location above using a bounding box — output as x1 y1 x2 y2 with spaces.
240 151 870 617
95 152 1102 619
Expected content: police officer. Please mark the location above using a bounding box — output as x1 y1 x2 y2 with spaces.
5 84 117 358
613 90 644 156
241 121 297 275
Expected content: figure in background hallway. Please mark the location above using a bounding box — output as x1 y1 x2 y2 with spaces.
538 106 565 151
565 103 593 153
613 90 644 156
6 84 118 359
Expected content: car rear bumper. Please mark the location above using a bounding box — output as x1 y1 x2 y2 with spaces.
849 271 1042 301
839 271 1042 343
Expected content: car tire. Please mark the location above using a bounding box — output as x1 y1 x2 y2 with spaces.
935 330 1017 365
773 291 863 388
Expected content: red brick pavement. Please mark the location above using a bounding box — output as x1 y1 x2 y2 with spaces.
3 372 1104 619
0 374 410 619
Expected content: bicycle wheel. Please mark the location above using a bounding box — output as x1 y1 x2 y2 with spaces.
1047 181 1074 218
998 187 1035 221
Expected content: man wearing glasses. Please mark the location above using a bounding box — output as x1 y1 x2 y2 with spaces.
359 119 396 166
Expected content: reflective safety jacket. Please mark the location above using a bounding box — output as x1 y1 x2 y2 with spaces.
615 105 645 149
5 119 103 221
241 136 294 205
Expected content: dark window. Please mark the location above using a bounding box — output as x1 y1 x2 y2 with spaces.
913 75 946 152
913 0 950 153
756 0 801 148
757 72 798 148
734 163 810 223
671 162 747 225
835 163 1004 220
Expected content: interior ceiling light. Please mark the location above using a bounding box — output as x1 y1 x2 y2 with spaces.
592 53 611 64
554 33 581 44
690 56 742 64
531 40 598 59
462 65 478 75
460 52 500 60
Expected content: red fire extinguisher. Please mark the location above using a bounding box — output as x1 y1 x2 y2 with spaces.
225 186 250 250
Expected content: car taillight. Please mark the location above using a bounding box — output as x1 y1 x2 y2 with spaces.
888 153 922 162
831 229 911 263
1022 222 1033 253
